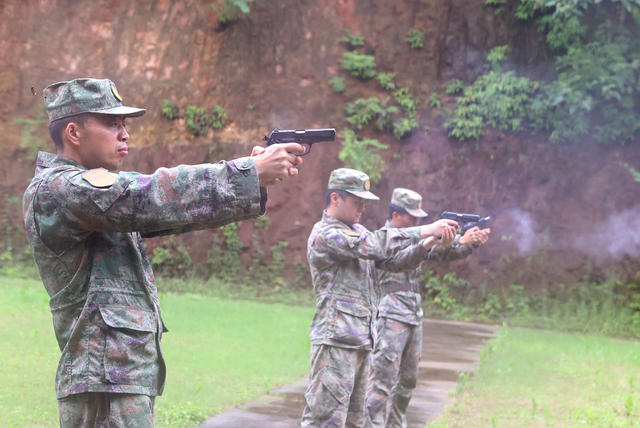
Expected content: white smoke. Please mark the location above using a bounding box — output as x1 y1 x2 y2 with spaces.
573 205 640 261
504 207 541 255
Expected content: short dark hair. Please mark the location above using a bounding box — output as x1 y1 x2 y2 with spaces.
325 189 350 207
48 114 89 152
388 203 407 220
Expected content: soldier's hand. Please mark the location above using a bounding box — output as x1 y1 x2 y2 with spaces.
420 219 458 241
420 236 437 250
459 227 491 248
252 143 305 186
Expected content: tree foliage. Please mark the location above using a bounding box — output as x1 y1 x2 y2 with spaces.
338 129 388 182
450 0 640 143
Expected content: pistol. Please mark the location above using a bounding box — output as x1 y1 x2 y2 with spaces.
264 128 336 156
440 211 492 247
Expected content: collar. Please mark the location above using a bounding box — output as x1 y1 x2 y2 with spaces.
322 210 358 230
36 151 86 170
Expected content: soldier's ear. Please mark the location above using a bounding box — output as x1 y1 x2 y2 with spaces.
64 121 83 148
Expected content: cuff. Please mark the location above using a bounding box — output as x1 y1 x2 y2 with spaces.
228 156 264 219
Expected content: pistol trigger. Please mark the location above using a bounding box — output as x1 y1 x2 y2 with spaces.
299 144 311 157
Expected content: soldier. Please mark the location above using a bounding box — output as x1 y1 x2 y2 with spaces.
365 188 491 428
301 170 458 428
22 77 304 427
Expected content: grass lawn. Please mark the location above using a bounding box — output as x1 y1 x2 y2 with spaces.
0 276 313 427
429 326 640 427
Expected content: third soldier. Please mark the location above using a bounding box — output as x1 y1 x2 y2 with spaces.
365 187 491 428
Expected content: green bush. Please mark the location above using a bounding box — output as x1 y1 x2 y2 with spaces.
445 70 538 141
209 105 227 129
151 238 194 278
468 0 640 144
392 116 418 139
345 97 385 129
340 51 377 80
445 79 464 95
406 29 424 49
213 0 255 25
429 92 441 108
340 29 364 49
338 129 388 182
486 45 508 70
185 105 209 136
329 76 346 93
161 99 179 120
377 72 396 90
393 87 418 117
12 106 48 157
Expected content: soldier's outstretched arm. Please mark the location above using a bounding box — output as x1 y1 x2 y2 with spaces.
34 158 266 241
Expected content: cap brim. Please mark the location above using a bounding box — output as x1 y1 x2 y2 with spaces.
406 207 428 217
346 190 380 200
96 105 146 118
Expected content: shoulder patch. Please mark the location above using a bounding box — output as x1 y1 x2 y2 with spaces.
81 168 118 188
341 228 360 237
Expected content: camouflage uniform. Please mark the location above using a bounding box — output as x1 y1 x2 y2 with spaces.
302 171 430 428
23 78 266 427
366 189 471 428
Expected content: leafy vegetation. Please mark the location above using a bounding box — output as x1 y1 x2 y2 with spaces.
340 29 364 49
185 105 209 136
329 76 346 93
406 28 424 49
376 72 396 90
12 106 48 157
445 78 464 95
209 105 227 129
340 51 377 80
161 99 179 120
445 66 538 141
211 0 256 25
429 92 441 108
185 104 227 135
338 129 388 182
421 270 640 337
452 0 640 144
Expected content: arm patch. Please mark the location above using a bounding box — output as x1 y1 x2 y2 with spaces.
82 168 118 188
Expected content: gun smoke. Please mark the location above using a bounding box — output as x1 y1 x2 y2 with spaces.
503 208 541 255
573 204 640 261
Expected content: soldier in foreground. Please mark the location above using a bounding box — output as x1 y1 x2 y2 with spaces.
365 188 491 428
301 170 458 427
22 77 304 427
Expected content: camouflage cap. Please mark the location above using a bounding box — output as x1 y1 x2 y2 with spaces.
328 168 379 200
43 78 146 122
391 187 428 217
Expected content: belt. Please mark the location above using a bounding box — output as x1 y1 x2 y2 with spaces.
381 281 420 294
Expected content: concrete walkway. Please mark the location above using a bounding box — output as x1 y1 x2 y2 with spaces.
200 318 498 428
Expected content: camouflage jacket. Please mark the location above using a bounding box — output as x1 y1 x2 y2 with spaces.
306 212 429 350
23 151 265 399
377 220 472 325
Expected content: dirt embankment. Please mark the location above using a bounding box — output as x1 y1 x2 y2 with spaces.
1 0 638 290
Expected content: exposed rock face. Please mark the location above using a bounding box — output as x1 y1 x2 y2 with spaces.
2 0 638 289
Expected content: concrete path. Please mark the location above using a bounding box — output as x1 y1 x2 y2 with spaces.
200 318 498 428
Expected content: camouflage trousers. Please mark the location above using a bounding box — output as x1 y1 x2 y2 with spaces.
365 317 422 428
301 344 371 428
58 392 155 428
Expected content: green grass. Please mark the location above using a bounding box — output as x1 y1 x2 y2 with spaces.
428 326 640 427
0 276 313 427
